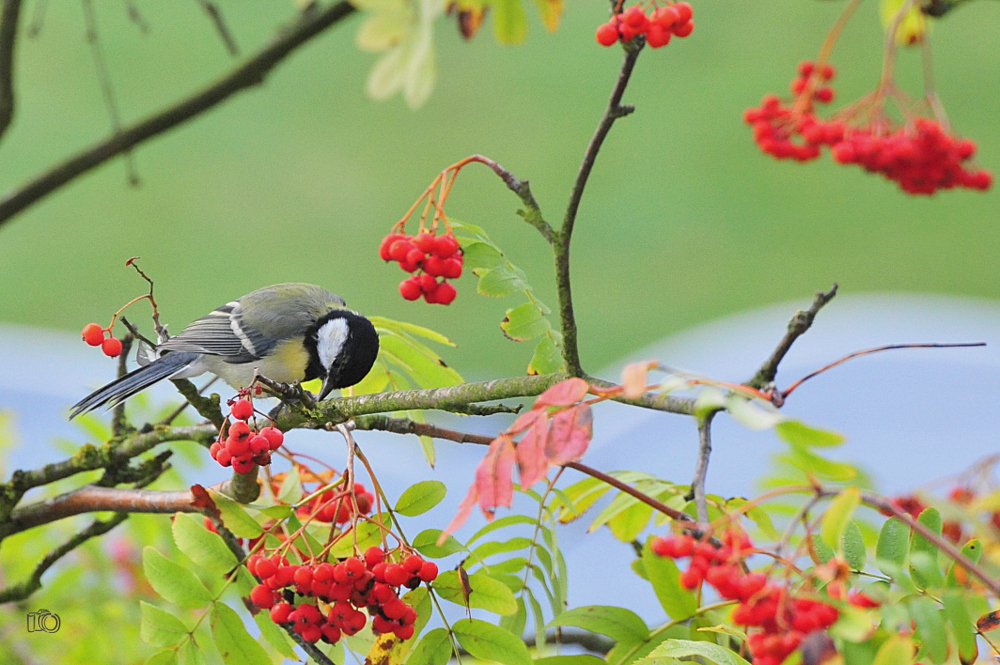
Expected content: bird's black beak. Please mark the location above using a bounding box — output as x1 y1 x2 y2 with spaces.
318 374 336 401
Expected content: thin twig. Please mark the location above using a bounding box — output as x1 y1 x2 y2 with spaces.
554 42 643 377
354 414 494 445
122 0 149 33
0 513 127 604
746 284 838 390
195 0 239 56
690 412 715 523
80 0 140 185
0 0 22 141
564 461 694 524
780 342 986 400
466 154 552 243
0 1 357 227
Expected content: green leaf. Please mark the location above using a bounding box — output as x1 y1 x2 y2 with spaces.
947 539 981 587
253 605 297 658
210 603 271 665
396 480 447 516
371 316 457 347
640 638 751 665
476 265 527 297
500 303 550 341
821 487 860 551
842 520 867 570
775 420 846 447
909 596 948 664
609 501 653 542
140 602 189 647
641 539 697 620
529 335 564 375
277 466 303 504
499 596 527 637
380 334 462 389
726 395 783 431
145 651 178 665
549 606 649 647
876 517 909 576
207 489 263 538
461 241 505 271
177 640 207 665
452 618 531 665
469 536 532 562
810 534 835 564
330 520 383 558
910 507 945 589
142 547 214 609
467 514 537 544
433 570 518 615
492 0 528 43
412 529 465 558
172 513 239 576
942 589 978 664
784 443 856 480
406 627 452 665
872 635 915 665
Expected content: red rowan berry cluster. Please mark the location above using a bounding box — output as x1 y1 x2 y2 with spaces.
81 322 124 358
247 546 438 644
208 399 284 473
653 528 854 665
595 2 693 48
379 231 462 305
746 62 992 195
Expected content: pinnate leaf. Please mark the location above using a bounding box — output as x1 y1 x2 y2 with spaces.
140 602 189 647
171 513 238 576
142 547 214 608
452 618 531 665
210 603 271 665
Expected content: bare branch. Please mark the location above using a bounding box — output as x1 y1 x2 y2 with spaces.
0 0 23 141
354 414 495 445
555 42 643 377
0 513 127 604
7 486 196 533
690 412 715 523
0 1 356 227
746 284 838 390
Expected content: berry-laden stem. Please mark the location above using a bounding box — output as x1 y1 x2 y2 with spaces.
792 0 862 113
555 41 643 377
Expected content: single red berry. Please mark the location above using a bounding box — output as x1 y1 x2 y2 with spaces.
209 440 223 459
394 624 415 640
383 564 409 587
216 448 232 467
383 598 408 620
418 273 439 292
389 239 415 262
345 556 366 578
646 23 671 48
405 248 425 266
418 561 438 582
672 19 693 37
432 234 460 259
414 232 436 253
232 455 255 474
422 285 439 305
399 277 422 301
227 433 251 457
819 63 836 80
259 426 284 450
621 6 648 29
379 233 405 261
250 583 276 608
365 546 386 568
595 22 619 46
673 1 693 23
250 435 270 455
228 421 251 440
798 60 815 77
442 258 463 279
815 86 834 103
356 493 373 514
423 255 446 277
82 323 105 346
270 602 293 623
102 337 123 357
654 5 679 28
300 625 322 643
433 282 457 305
321 624 342 643
403 554 424 575
230 399 254 421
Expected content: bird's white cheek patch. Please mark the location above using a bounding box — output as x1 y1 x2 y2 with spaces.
317 318 350 370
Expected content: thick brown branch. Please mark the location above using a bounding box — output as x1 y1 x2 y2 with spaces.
555 42 643 377
746 284 838 390
0 513 127 604
7 486 198 533
0 0 22 141
0 1 356 227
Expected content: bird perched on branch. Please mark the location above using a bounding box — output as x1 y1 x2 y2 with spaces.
70 283 379 419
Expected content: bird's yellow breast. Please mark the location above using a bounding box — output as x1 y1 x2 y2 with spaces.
260 338 311 383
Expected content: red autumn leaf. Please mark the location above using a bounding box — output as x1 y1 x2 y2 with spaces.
190 484 221 519
977 610 1000 632
475 434 516 516
438 483 479 545
516 411 550 488
621 360 655 399
545 403 593 465
535 377 590 408
509 408 546 435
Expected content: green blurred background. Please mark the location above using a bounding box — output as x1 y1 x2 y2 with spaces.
1 0 997 379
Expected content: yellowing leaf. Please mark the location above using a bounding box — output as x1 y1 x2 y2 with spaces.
880 0 928 45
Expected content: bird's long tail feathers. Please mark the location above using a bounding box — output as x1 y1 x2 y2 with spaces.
69 352 200 419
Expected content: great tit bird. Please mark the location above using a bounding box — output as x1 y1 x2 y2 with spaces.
70 283 379 419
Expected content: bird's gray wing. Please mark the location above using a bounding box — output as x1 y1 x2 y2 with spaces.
157 303 260 362
229 283 347 359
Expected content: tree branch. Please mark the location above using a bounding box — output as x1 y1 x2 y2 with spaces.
746 284 838 390
6 486 196 534
170 378 225 427
554 42 643 377
0 512 127 604
354 414 495 445
468 154 553 243
0 0 356 227
690 412 715 523
0 0 22 142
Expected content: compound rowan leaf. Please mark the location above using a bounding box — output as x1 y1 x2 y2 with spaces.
546 403 592 465
142 547 214 609
140 602 189 647
536 377 589 408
